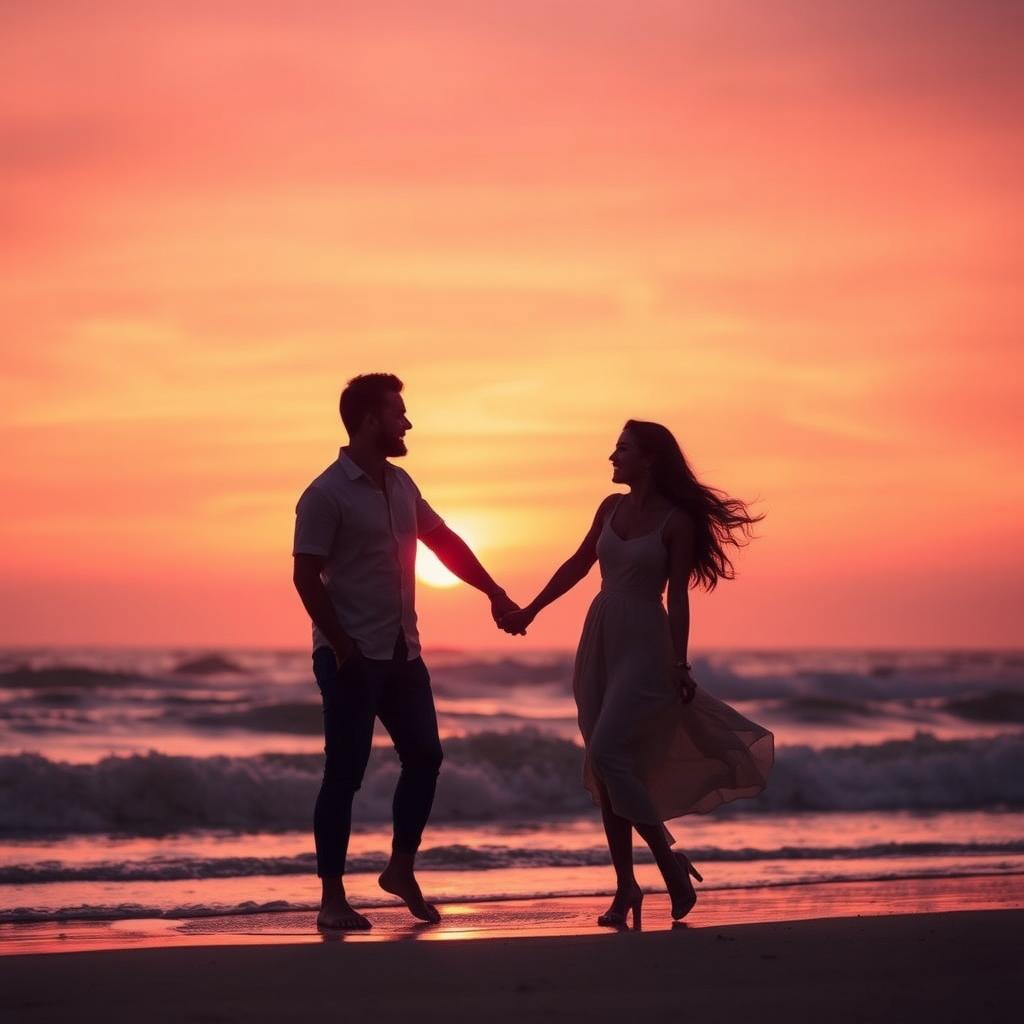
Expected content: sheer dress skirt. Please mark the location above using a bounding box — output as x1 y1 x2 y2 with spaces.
573 588 773 829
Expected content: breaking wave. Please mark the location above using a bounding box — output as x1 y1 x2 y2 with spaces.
5 861 1024 924
4 839 1024 885
2 731 1024 837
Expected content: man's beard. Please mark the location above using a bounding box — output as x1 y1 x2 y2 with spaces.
380 434 407 457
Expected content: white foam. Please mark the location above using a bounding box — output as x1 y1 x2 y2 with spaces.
2 731 1023 837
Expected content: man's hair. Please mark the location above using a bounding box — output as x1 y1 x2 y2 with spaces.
339 373 404 435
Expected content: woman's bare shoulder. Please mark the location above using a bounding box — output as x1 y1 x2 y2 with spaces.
590 493 622 526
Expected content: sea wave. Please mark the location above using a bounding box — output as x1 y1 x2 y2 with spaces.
0 732 588 835
760 732 1024 812
170 655 248 676
5 649 1023 702
183 702 575 735
942 691 1024 723
0 900 314 924
2 731 1024 837
185 703 324 734
0 665 152 690
697 659 1024 703
4 863 1023 923
4 840 1024 885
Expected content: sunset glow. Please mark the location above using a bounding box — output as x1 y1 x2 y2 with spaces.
1 2 1020 648
2 5 1024 983
416 545 460 589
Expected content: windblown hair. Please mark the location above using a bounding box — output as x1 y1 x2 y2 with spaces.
624 419 763 591
339 373 403 435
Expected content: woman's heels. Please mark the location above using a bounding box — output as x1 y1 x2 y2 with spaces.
597 884 644 929
671 852 703 921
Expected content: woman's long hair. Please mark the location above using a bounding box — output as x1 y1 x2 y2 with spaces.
624 419 763 591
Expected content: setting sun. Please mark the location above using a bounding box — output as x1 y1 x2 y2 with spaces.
416 521 483 589
0 1 1019 657
0 4 1021 1010
416 543 461 589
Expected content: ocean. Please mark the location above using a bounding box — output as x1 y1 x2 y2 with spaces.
2 647 1023 925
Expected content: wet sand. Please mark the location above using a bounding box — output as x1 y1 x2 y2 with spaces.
2 908 1021 1023
2 876 1022 1022
3 871 1022 956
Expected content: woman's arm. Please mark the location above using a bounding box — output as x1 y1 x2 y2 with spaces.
665 510 697 702
499 495 619 634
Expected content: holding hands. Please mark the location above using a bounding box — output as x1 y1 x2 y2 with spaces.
498 606 536 636
489 590 528 635
487 589 535 636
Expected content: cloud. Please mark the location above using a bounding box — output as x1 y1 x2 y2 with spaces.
0 1 1019 644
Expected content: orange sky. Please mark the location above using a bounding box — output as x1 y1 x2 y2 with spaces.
1 1 1021 648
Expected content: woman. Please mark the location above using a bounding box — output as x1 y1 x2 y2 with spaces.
500 420 773 927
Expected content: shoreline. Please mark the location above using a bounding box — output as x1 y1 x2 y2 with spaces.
2 910 1021 1023
3 871 1022 957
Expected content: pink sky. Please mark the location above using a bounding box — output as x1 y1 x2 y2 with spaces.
1 1 1021 648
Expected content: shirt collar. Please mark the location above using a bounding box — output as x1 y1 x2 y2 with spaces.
338 448 392 481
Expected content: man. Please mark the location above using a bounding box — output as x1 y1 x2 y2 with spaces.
292 373 520 930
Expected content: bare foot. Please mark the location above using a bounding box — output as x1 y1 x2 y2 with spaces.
378 863 441 923
317 896 372 931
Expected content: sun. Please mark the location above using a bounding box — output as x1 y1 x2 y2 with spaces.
416 521 483 589
415 543 461 588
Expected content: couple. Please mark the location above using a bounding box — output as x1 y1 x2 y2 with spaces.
292 373 773 931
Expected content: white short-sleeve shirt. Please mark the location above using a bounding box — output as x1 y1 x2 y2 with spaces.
292 449 444 660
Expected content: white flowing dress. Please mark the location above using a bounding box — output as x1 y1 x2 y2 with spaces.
573 504 774 828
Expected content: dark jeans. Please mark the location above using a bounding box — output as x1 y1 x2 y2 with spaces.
312 644 443 878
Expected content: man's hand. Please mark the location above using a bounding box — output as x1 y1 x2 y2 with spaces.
499 607 535 636
333 639 358 670
490 591 525 634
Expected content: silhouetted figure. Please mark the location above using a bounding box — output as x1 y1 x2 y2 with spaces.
293 373 520 930
500 420 773 927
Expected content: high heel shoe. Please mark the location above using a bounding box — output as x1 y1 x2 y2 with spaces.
597 884 643 929
671 852 703 920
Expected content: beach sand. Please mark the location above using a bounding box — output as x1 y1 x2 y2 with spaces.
2 910 1020 1023
2 876 1022 1022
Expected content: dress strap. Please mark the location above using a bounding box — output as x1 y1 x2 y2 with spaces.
659 506 678 531
604 494 626 525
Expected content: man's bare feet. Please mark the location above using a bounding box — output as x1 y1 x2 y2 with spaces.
317 881 372 930
378 855 441 924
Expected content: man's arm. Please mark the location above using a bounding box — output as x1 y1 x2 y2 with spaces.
420 524 520 625
292 555 357 665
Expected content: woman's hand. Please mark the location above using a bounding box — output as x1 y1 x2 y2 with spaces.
499 606 536 636
676 665 698 704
